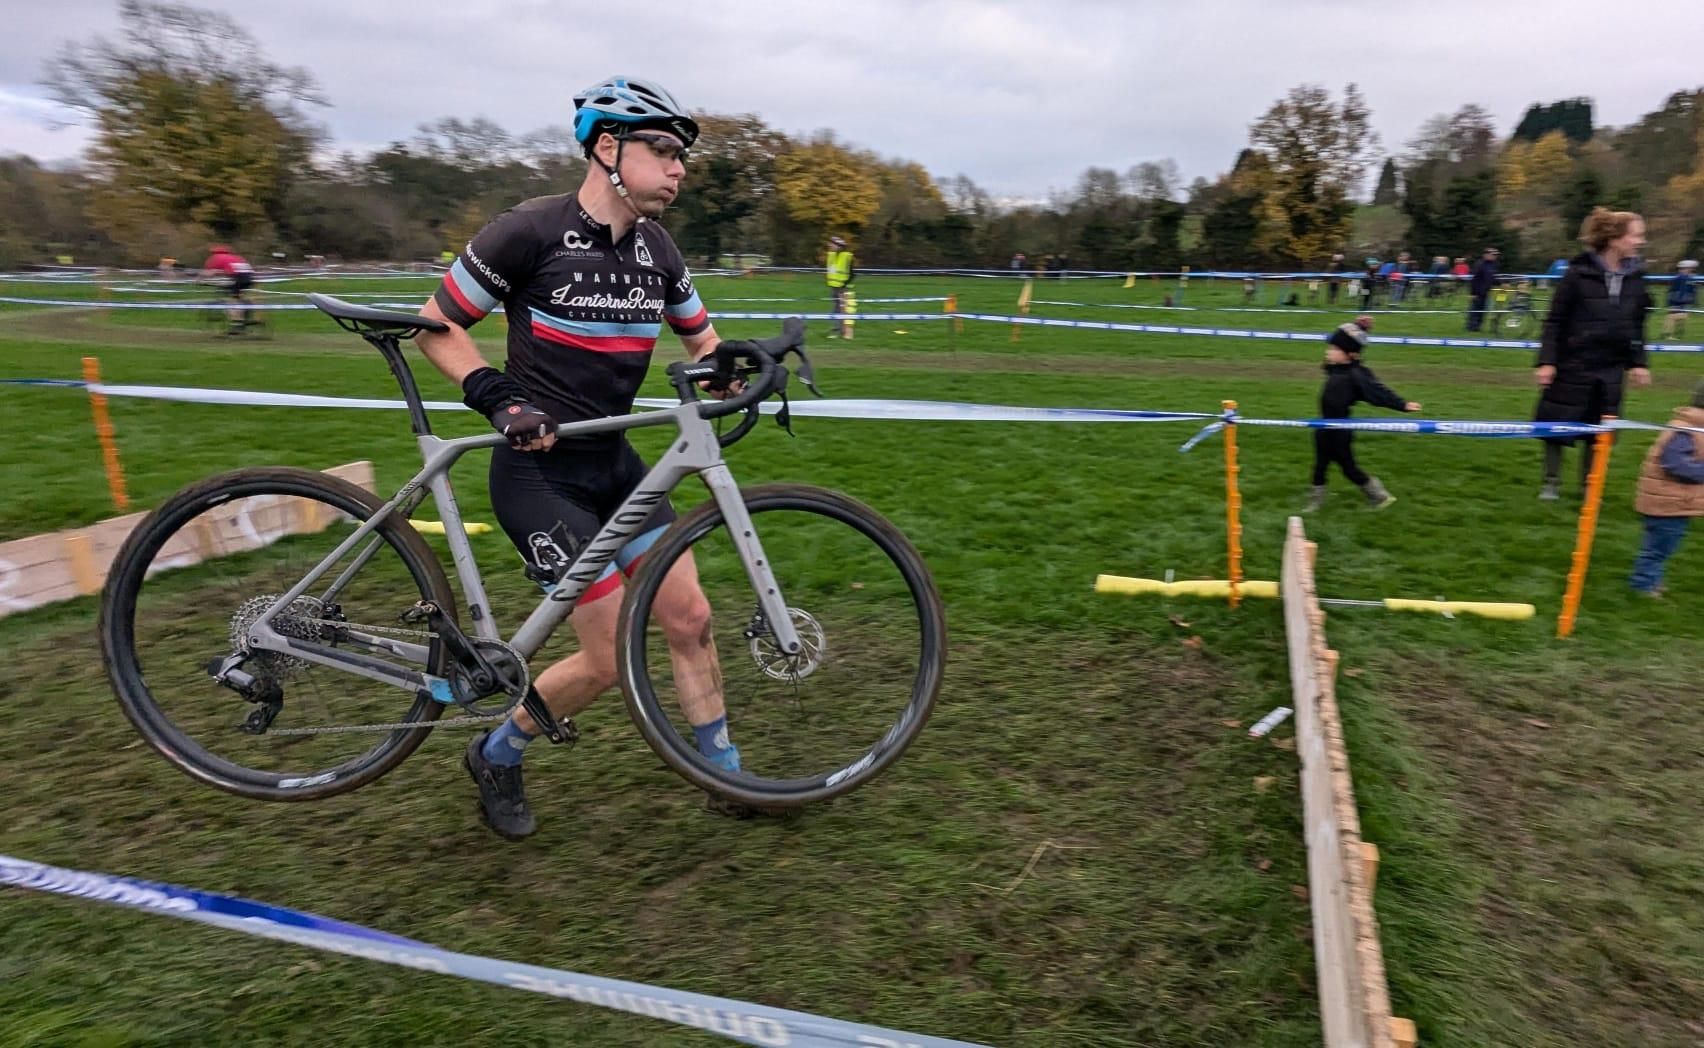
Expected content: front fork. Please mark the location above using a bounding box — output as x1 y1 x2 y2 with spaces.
698 464 803 656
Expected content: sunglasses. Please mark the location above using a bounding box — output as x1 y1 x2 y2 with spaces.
622 131 689 165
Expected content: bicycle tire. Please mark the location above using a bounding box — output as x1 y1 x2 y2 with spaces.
99 467 457 801
617 483 946 809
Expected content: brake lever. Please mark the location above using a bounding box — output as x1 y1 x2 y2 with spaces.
772 367 794 435
789 346 823 397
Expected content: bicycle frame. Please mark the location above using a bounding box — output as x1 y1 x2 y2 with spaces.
240 404 803 701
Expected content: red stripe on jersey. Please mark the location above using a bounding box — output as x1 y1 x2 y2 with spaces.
667 306 709 332
441 272 488 320
530 321 657 354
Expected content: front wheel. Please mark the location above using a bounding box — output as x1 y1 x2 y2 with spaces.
617 484 946 809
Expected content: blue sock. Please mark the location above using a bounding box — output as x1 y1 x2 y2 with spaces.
481 717 537 767
692 715 741 772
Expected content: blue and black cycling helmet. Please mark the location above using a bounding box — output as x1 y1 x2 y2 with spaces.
573 76 700 154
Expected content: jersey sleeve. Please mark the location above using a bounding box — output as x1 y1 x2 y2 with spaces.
433 209 535 328
662 259 710 337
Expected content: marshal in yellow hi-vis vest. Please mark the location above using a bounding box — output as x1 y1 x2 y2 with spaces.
825 248 854 288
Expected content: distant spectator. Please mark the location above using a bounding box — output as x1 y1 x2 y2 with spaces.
1465 247 1499 331
1426 255 1448 298
1305 314 1423 512
1327 252 1346 304
1662 259 1697 340
1628 378 1704 597
825 233 855 338
1010 252 1027 271
1361 257 1380 309
1534 210 1654 500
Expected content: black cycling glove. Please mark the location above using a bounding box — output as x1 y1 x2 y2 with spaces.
462 367 558 449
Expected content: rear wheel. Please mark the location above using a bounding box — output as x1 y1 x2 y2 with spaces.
99 467 457 801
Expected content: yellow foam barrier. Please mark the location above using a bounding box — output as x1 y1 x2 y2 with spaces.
1096 575 1534 620
1382 598 1534 621
1094 575 1278 599
411 520 493 536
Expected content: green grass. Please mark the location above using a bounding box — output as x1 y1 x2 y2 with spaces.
0 274 1699 1047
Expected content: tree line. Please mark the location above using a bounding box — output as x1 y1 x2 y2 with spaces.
5 1 1702 274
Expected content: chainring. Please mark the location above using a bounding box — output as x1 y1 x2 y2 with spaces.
446 638 530 716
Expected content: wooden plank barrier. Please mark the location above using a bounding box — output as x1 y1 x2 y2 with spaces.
0 462 375 620
1282 516 1416 1048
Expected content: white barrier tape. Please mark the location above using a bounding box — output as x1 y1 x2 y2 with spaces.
1030 299 1493 317
5 292 1697 352
953 312 1704 353
7 379 1698 438
1 854 985 1048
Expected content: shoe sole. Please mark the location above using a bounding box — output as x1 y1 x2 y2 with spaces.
463 746 538 841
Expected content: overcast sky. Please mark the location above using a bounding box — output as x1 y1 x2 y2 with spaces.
4 1 1703 201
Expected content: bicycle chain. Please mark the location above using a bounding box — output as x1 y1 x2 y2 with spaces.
259 620 524 736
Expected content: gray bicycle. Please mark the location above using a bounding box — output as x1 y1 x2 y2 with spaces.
98 296 946 812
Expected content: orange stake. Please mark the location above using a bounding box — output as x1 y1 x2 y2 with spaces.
1557 418 1617 637
83 356 130 512
1223 400 1243 608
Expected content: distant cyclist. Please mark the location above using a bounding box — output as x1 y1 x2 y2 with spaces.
416 75 769 839
201 243 256 336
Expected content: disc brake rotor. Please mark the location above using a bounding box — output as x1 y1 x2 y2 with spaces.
747 607 826 681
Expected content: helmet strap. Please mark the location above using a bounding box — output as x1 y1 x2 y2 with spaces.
590 135 648 221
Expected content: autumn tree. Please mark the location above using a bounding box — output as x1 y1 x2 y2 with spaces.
42 0 325 252
1246 83 1377 264
770 135 881 261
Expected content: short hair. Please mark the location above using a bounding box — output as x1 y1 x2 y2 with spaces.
1579 208 1642 252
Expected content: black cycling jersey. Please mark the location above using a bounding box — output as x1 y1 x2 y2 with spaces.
433 193 710 428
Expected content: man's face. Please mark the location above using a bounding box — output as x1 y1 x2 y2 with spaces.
600 131 685 219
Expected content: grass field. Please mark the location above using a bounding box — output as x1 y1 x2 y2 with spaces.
0 271 1699 1047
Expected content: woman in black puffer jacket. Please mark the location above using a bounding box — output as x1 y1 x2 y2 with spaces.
1534 208 1654 499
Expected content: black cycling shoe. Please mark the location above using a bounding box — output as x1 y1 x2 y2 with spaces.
464 732 537 840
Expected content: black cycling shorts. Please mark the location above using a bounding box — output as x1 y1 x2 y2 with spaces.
487 440 677 606
226 272 254 296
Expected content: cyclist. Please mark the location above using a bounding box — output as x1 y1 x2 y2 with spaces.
201 243 255 335
416 75 760 839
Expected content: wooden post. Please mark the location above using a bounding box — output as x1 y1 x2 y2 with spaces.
1557 418 1617 638
64 533 100 595
1361 842 1380 892
1390 1017 1419 1048
82 356 130 512
1011 278 1032 343
1223 400 1243 607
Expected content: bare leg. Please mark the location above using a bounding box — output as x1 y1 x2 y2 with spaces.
513 549 723 732
513 587 622 731
649 549 725 727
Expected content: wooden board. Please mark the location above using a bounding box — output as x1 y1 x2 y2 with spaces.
0 462 375 619
1282 516 1409 1048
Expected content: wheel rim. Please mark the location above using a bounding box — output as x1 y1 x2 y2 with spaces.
109 479 445 793
626 494 942 800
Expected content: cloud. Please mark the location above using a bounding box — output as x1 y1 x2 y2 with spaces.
3 0 1702 195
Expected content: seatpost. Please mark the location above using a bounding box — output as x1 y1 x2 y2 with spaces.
367 333 434 436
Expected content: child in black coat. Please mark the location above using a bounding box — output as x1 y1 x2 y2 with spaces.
1307 316 1422 511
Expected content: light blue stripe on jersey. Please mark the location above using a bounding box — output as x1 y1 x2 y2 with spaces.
665 292 705 319
448 260 500 313
528 308 662 339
